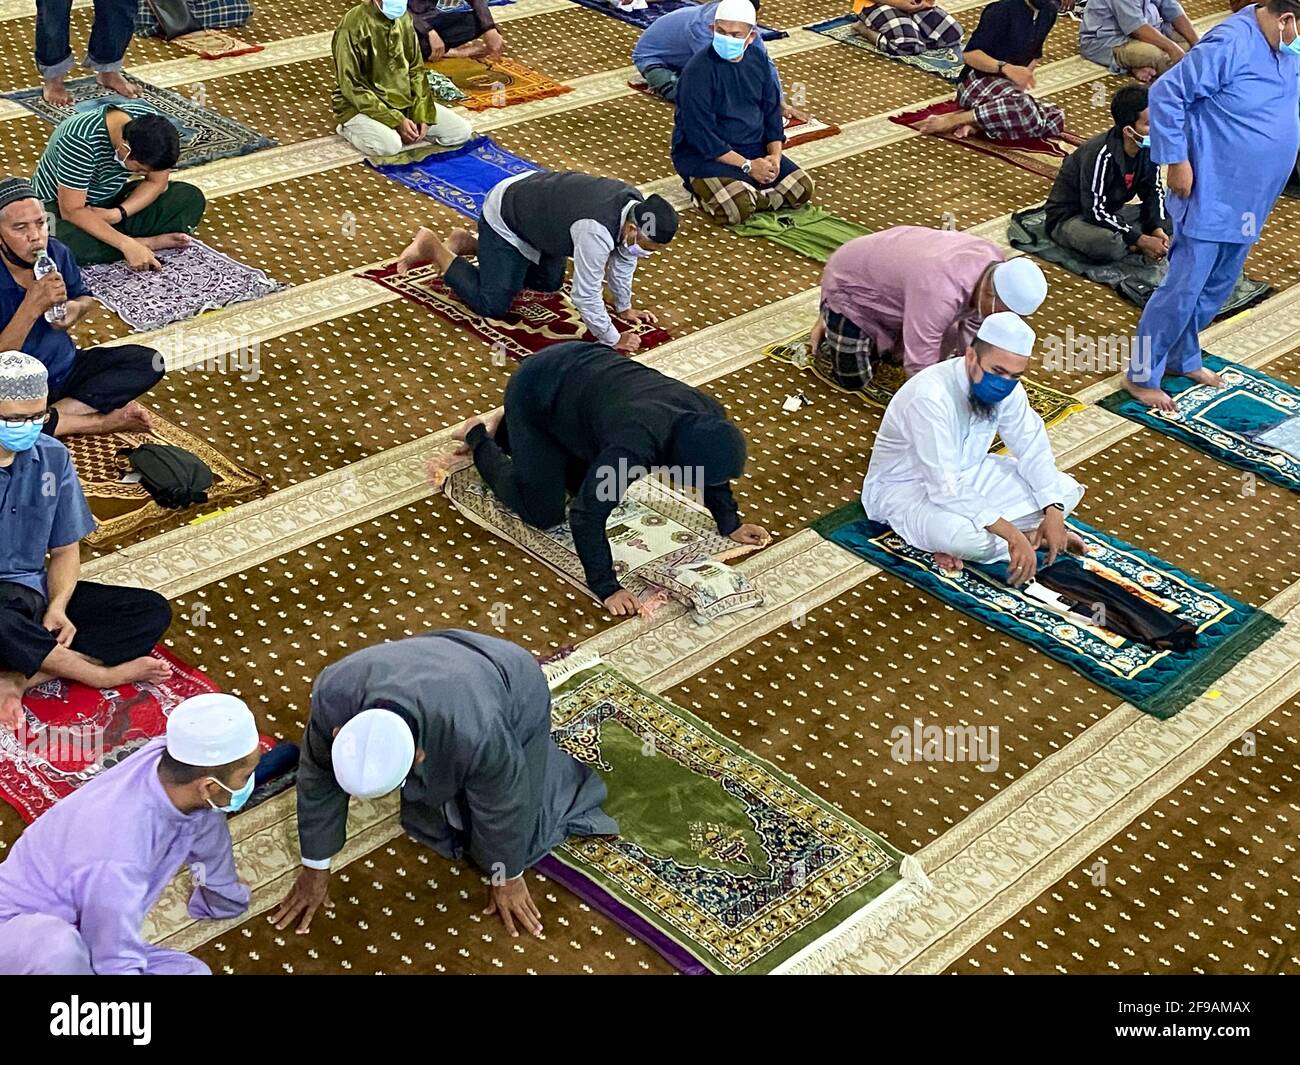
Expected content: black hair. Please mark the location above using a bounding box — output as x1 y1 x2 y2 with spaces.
123 114 181 171
1266 0 1300 16
158 750 249 786
1110 84 1149 130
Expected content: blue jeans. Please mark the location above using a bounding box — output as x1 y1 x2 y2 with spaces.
36 0 136 79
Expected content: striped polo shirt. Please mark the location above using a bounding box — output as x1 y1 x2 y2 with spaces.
32 100 161 206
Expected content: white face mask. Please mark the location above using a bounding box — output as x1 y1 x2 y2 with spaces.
115 145 132 171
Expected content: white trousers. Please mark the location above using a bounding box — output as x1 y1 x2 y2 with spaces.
867 454 1085 562
336 107 474 158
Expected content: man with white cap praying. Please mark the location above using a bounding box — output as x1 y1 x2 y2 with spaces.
810 226 1049 389
272 630 616 939
862 311 1085 587
0 350 173 692
0 693 260 974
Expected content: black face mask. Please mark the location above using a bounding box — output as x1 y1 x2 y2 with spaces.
0 236 35 270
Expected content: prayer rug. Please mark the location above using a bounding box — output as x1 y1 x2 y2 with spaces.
369 135 541 219
806 14 965 82
811 503 1281 719
80 238 287 333
1009 207 1273 316
442 468 764 623
565 0 786 39
890 101 1084 180
731 205 869 262
0 647 274 823
540 653 927 974
170 29 264 59
1097 356 1300 496
429 56 572 111
762 329 1087 432
358 260 672 356
65 410 268 548
2 74 277 170
626 79 841 149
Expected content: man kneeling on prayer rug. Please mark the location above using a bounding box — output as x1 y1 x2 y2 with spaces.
273 631 617 939
861 312 1085 584
0 352 172 693
0 179 162 438
332 0 475 158
852 0 965 58
397 170 677 355
410 0 506 62
445 340 769 616
671 0 814 225
917 0 1064 142
0 695 258 974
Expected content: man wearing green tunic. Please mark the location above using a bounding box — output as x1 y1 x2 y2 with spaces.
332 0 475 159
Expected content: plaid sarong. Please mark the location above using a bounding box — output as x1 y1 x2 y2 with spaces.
134 0 251 35
689 168 815 225
816 305 877 390
858 4 964 55
956 71 1065 142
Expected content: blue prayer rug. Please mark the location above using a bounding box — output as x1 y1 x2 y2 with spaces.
2 75 276 169
566 0 786 39
812 503 1280 719
1098 356 1300 495
369 135 541 219
806 15 964 82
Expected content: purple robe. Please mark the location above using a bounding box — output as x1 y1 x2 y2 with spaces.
0 737 249 975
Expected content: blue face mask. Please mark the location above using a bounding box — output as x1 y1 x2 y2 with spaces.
207 771 256 813
381 0 408 19
0 421 43 453
712 31 746 61
624 242 652 259
970 366 1020 406
1283 18 1300 55
1127 126 1150 149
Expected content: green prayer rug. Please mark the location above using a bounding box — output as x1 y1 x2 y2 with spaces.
543 654 929 974
732 206 870 262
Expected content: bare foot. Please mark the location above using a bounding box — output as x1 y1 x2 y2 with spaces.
138 233 192 252
1185 367 1225 389
102 401 153 434
933 552 964 573
1131 66 1157 84
42 76 72 106
950 123 975 140
446 228 477 257
396 226 442 274
95 71 141 98
916 112 966 136
1121 377 1176 412
104 656 170 687
426 454 453 487
480 406 504 438
450 416 485 456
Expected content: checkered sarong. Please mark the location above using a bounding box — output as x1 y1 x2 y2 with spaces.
816 305 876 390
956 71 1065 141
690 167 816 225
858 4 964 56
134 0 252 36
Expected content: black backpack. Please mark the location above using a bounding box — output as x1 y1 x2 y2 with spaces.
118 443 214 509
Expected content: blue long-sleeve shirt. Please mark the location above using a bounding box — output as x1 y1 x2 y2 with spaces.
670 43 784 182
633 2 782 99
1148 7 1299 244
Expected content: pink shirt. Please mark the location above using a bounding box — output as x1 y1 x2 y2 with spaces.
819 227 1005 377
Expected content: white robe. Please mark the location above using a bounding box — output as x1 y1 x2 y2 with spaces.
861 357 1084 562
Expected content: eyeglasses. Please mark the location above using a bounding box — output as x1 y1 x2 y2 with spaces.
0 410 50 428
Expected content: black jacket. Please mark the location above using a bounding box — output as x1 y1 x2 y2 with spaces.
1044 127 1170 245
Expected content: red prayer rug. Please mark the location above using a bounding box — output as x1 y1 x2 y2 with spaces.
890 101 1084 180
358 260 672 359
0 647 273 823
627 79 841 148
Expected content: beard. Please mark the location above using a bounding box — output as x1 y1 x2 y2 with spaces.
968 390 1000 421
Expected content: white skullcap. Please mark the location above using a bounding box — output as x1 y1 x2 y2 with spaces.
714 0 757 25
166 693 259 766
977 311 1036 358
0 350 48 404
992 258 1048 315
332 708 416 799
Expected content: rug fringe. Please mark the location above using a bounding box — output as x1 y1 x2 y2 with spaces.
542 647 604 688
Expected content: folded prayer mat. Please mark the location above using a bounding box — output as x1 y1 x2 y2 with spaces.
2 74 276 169
731 206 869 262
169 28 263 59
538 651 928 973
806 14 965 82
442 468 763 624
891 101 1084 180
429 56 572 111
565 0 786 38
1008 207 1272 316
369 135 541 219
80 238 287 333
426 69 470 104
1 648 277 823
358 260 671 356
812 503 1281 719
1097 355 1300 495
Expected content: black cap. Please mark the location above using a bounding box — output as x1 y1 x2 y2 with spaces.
633 194 679 244
0 177 38 214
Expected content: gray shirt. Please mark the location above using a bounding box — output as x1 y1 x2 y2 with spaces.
1080 0 1186 67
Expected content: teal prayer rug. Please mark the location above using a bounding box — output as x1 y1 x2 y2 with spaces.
812 503 1280 719
1098 356 1300 495
807 14 965 82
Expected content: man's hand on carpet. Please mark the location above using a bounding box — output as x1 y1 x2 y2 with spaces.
604 589 641 616
482 28 506 59
1003 528 1038 586
42 607 76 648
1167 160 1194 198
616 308 657 326
730 524 771 547
782 101 809 123
272 868 333 934
0 674 23 733
614 331 641 354
485 877 544 938
122 239 161 272
1031 509 1070 567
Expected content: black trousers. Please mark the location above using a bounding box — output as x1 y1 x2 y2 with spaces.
444 219 567 319
0 579 172 678
414 10 488 57
43 344 164 435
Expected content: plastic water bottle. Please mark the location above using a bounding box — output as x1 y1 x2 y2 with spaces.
34 250 66 323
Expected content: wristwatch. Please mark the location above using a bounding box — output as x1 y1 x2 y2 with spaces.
740 159 752 175
996 61 1006 75
117 206 128 224
1045 502 1065 512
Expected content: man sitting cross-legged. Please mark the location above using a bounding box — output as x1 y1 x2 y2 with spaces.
853 0 965 58
670 0 814 225
1080 0 1199 82
410 0 506 62
0 351 172 693
332 0 475 158
861 312 1085 585
0 179 161 438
